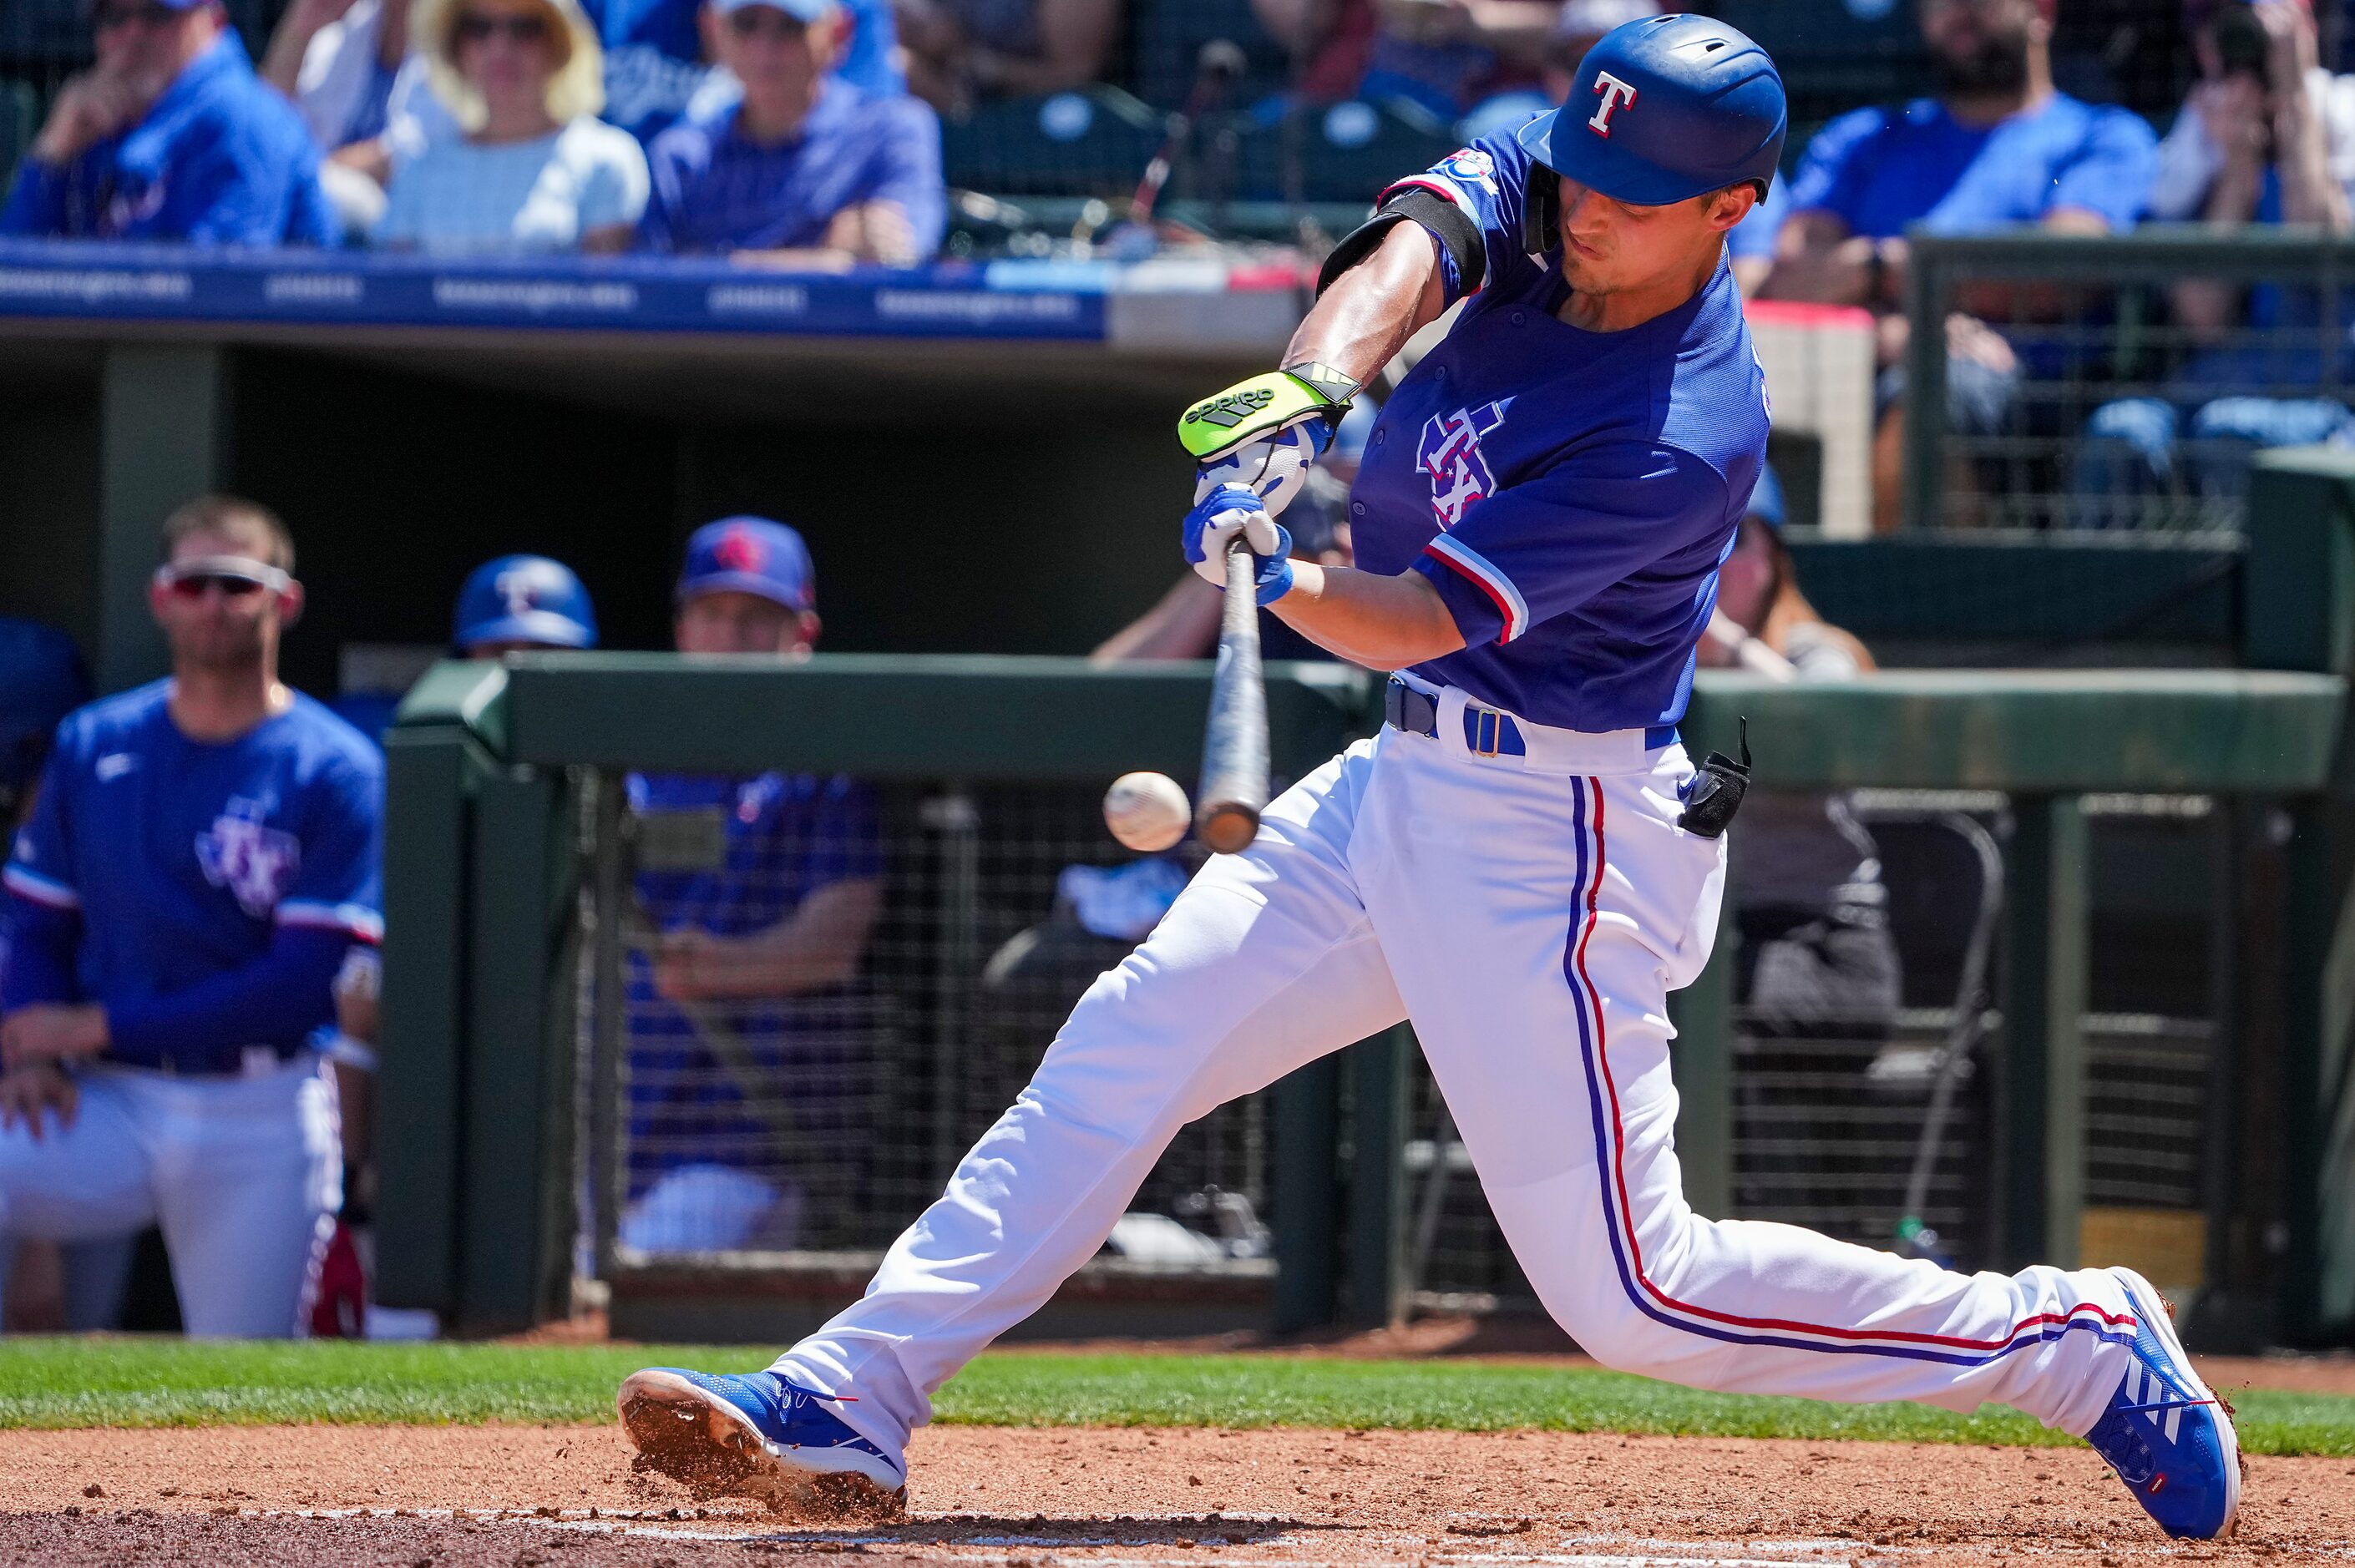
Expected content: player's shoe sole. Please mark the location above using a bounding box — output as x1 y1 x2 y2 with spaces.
615 1369 907 1520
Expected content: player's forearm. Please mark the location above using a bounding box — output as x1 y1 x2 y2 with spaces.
664 879 883 998
1269 564 1465 669
104 928 352 1070
1281 220 1448 392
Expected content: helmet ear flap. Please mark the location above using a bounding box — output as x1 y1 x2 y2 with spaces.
1522 163 1559 260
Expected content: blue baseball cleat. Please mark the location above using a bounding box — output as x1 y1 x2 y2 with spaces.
2084 1268 2241 1540
615 1367 905 1519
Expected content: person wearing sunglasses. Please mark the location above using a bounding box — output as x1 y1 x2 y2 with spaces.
0 0 337 245
635 0 942 267
0 495 383 1338
372 0 649 253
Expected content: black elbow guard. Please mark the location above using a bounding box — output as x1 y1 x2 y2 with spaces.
1315 187 1486 300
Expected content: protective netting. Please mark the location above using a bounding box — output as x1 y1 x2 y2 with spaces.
1910 236 2355 536
1400 790 2224 1314
575 770 1273 1279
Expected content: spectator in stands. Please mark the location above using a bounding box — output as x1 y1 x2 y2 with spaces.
0 496 377 1338
0 0 336 245
2074 0 2355 522
637 0 944 266
621 518 883 1254
262 0 416 154
1252 0 1561 124
1756 0 2159 530
892 0 1117 114
373 0 649 253
592 0 902 140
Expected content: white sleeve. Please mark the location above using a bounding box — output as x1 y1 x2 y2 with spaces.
2145 103 2223 224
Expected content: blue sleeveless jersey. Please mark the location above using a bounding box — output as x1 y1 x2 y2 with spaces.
1347 129 1772 733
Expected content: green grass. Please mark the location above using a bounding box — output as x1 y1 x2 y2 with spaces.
2 1339 2352 1455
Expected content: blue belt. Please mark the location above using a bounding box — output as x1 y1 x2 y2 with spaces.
1382 677 1678 755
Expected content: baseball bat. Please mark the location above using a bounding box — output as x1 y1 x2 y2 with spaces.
1196 539 1269 854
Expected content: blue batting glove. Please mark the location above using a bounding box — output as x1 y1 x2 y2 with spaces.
1185 483 1294 587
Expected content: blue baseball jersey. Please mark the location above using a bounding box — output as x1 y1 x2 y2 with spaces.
0 33 336 246
1785 94 2157 240
1348 130 1770 734
2 682 382 1055
637 82 945 259
624 770 883 1195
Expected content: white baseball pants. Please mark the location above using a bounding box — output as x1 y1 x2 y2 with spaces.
777 685 2137 1454
0 1054 341 1337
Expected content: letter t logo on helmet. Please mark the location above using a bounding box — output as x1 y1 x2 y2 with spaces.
1588 71 1638 138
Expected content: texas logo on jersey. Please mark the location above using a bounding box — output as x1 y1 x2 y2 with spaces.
195 797 301 918
1417 401 1511 528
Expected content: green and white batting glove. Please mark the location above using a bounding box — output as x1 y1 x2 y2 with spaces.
1178 363 1360 518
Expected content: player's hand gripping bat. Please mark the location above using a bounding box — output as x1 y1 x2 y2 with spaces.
1195 538 1270 854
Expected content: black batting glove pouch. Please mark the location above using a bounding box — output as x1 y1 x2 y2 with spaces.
1675 719 1752 840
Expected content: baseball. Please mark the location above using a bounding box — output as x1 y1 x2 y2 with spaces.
1103 771 1191 852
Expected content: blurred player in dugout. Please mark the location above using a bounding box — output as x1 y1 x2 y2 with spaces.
0 496 382 1338
620 517 884 1255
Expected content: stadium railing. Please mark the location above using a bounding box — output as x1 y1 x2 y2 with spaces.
1902 227 2355 535
375 653 1380 1340
374 509 2355 1349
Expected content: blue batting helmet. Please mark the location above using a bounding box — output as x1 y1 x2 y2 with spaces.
453 555 599 652
1516 13 1786 207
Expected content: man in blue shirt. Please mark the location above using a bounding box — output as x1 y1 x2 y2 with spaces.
620 18 2240 1548
0 496 379 1338
1755 0 2158 528
636 0 945 265
590 0 900 141
619 517 883 1255
0 0 336 245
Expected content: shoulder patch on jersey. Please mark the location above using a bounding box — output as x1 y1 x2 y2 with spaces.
195 797 302 919
1440 147 1500 195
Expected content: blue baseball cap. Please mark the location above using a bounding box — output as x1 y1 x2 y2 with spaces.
453 554 599 651
706 0 837 19
1745 463 1786 531
678 517 815 611
0 618 90 792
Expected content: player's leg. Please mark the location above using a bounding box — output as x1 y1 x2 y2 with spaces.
145 1058 342 1337
0 1070 158 1328
1359 734 2143 1426
619 745 1407 1501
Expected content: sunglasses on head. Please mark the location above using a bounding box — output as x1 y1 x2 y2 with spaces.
455 11 550 42
154 558 293 600
93 4 180 31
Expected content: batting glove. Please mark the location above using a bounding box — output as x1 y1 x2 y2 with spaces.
1183 487 1296 604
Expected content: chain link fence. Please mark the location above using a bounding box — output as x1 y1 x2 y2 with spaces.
1905 230 2355 536
1399 789 2225 1316
570 768 1274 1292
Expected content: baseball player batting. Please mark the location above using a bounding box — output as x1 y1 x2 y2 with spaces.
618 15 2237 1540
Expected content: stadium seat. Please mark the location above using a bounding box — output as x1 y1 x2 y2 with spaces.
1227 97 1456 207
1706 0 1927 125
0 79 39 191
939 84 1166 202
1127 0 1290 113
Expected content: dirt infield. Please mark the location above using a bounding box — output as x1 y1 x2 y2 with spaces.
2 1423 2351 1567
